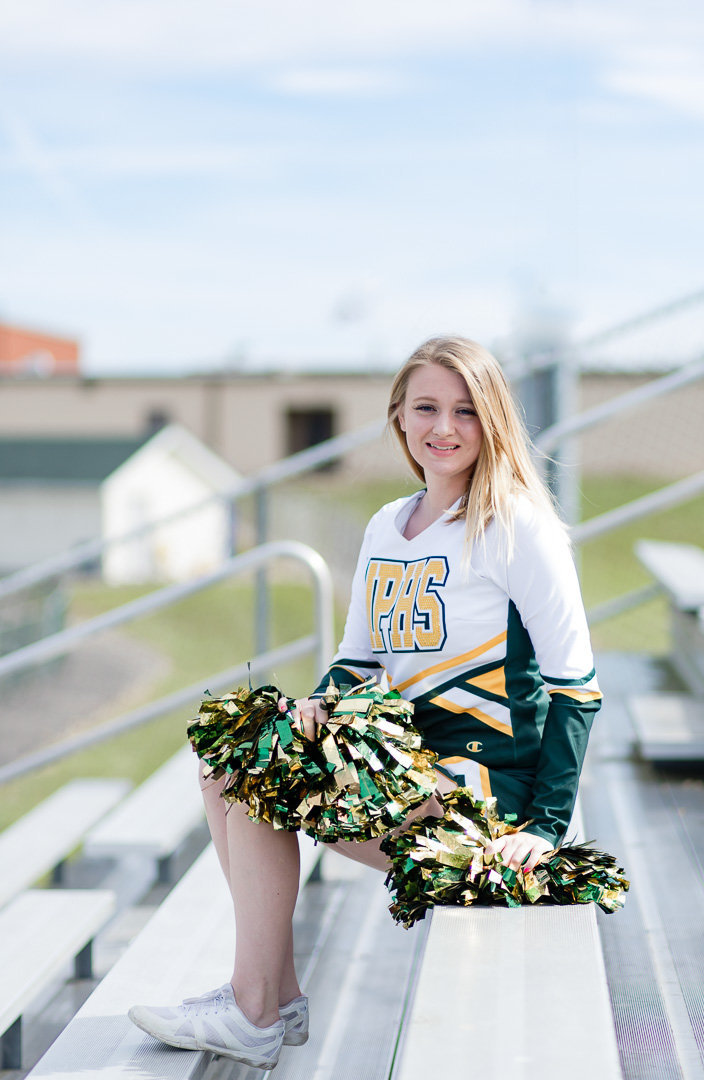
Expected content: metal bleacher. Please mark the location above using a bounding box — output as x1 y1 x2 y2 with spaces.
628 540 704 761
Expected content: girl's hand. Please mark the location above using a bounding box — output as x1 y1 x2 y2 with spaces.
485 830 554 874
290 697 328 741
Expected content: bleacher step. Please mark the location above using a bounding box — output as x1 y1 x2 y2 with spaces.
394 905 621 1080
628 692 704 760
84 746 205 881
25 836 323 1080
0 778 131 909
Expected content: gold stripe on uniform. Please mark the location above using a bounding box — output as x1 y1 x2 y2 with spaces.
479 765 492 798
392 630 507 694
547 688 602 703
465 665 507 699
431 696 514 738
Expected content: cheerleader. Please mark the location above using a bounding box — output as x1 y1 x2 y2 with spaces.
129 336 601 1069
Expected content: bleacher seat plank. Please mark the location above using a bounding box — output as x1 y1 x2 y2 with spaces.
395 904 621 1080
84 746 204 880
636 540 704 612
0 778 130 909
26 834 322 1080
629 693 704 760
0 888 116 1069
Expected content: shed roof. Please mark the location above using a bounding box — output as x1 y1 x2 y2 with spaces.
0 437 147 482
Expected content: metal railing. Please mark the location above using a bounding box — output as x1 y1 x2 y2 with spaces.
574 470 704 627
535 355 704 454
0 540 334 785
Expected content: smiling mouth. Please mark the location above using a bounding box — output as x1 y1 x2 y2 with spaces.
428 443 459 451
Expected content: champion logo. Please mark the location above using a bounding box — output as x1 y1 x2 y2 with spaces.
466 741 483 753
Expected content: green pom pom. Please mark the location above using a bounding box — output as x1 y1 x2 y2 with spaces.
381 787 630 928
188 679 438 842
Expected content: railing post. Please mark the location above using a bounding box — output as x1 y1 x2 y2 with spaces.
553 349 580 528
227 495 239 557
255 487 270 665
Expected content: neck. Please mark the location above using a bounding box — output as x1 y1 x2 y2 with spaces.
422 477 467 515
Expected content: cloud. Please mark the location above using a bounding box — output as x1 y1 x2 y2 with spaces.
268 66 405 97
604 50 704 118
0 140 282 179
0 109 97 223
0 0 593 73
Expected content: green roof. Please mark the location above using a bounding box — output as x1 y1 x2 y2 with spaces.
0 437 147 482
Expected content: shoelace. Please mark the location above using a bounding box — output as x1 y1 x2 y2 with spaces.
180 990 227 1016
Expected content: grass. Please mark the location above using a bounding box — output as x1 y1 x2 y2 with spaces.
0 579 344 831
578 475 703 652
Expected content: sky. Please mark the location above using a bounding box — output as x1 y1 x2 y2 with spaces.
1 0 703 374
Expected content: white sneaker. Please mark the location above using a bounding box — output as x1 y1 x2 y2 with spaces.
280 994 309 1045
182 984 308 1045
128 983 284 1069
176 984 308 1041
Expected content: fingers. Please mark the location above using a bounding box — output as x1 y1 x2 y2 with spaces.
292 697 322 741
485 832 553 874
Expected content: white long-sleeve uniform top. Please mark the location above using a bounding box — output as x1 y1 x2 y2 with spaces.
314 491 602 845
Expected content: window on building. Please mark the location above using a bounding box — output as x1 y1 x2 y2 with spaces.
285 407 337 467
145 408 170 436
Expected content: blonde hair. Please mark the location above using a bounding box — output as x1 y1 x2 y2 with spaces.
388 336 562 555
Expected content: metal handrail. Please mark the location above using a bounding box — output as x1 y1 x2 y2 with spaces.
0 540 334 786
536 354 704 453
571 470 704 546
0 638 317 786
586 584 662 627
0 540 334 684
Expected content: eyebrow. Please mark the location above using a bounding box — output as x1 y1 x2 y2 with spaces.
409 394 474 405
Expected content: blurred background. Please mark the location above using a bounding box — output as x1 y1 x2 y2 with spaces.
1 4 703 1077
2 0 704 846
2 0 703 716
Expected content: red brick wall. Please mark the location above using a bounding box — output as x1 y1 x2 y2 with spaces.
0 323 80 376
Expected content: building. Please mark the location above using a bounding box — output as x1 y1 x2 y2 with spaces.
101 424 240 584
0 322 80 377
0 371 397 477
0 366 702 480
0 435 146 573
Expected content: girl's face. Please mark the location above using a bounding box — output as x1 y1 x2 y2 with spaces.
398 363 483 493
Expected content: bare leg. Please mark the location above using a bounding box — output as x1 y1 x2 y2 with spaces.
197 763 455 1023
226 800 301 1026
327 771 456 870
200 767 231 881
199 765 302 1020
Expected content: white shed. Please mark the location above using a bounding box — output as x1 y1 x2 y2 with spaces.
101 424 240 584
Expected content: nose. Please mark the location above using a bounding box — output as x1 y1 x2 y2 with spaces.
432 411 455 436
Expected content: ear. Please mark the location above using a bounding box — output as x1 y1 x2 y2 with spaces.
397 409 406 433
